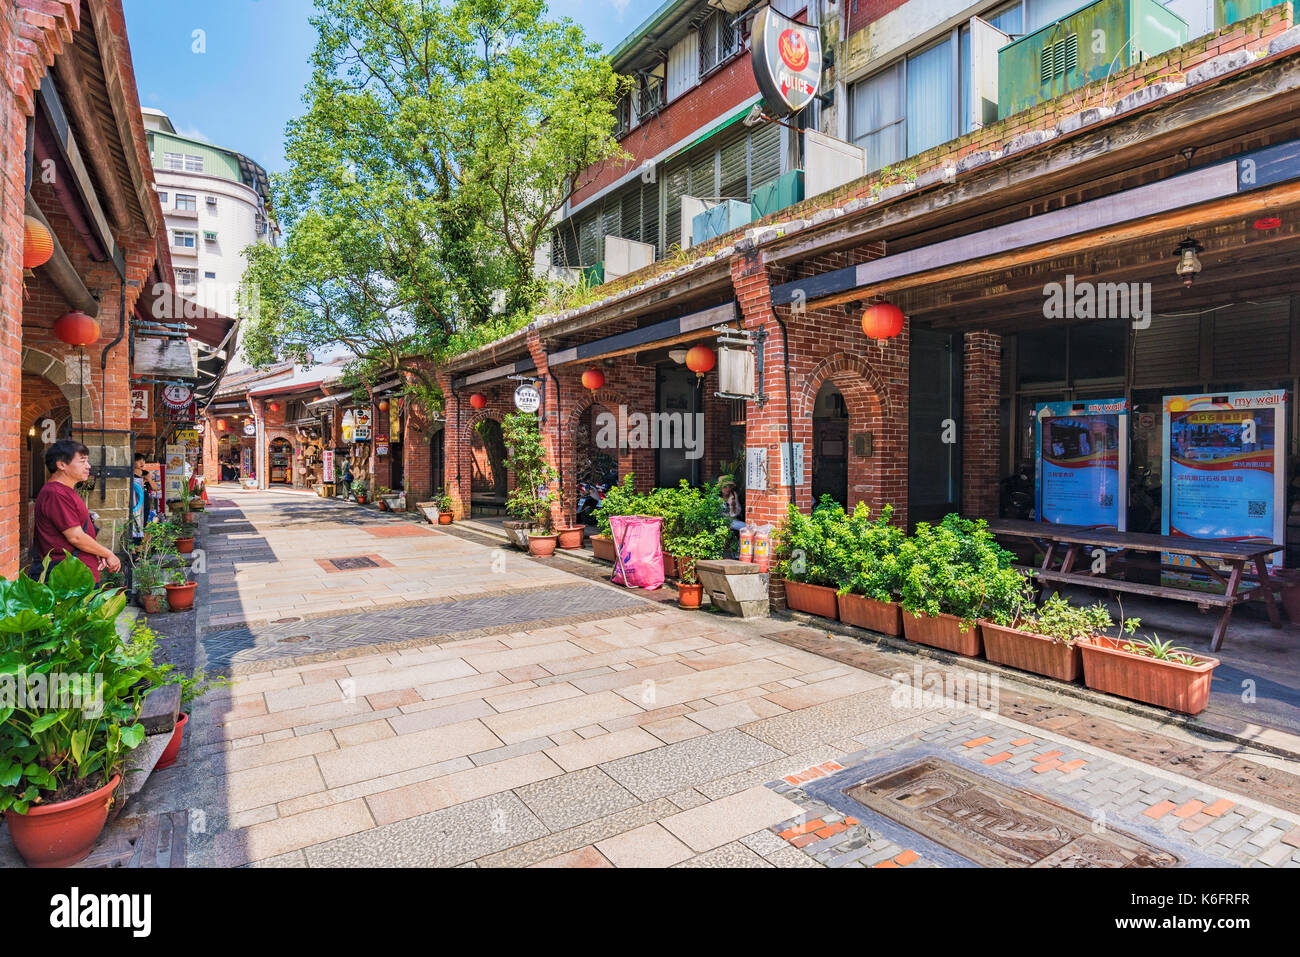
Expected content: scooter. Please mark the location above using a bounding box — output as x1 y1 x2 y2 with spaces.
576 480 609 525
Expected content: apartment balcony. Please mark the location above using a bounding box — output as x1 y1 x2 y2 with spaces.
170 244 198 258
168 206 199 219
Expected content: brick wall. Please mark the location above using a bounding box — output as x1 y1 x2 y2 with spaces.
570 51 762 208
962 331 1001 520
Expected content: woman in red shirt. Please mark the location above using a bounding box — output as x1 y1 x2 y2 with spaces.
31 439 121 582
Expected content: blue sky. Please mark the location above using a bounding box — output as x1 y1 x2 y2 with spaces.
122 0 653 175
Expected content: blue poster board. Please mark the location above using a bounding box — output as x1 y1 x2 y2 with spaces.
1034 399 1128 530
1161 390 1287 585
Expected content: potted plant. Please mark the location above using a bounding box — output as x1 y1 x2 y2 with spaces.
835 503 906 635
154 670 229 771
1079 633 1219 715
375 486 391 510
432 491 455 524
665 526 727 609
896 514 1025 657
981 591 1133 682
163 565 197 613
0 560 171 867
173 521 196 555
175 483 199 523
352 479 369 505
556 520 585 550
773 496 850 620
503 412 559 553
132 561 167 615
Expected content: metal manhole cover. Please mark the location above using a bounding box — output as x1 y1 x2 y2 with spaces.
844 758 1181 868
279 635 312 644
328 556 380 570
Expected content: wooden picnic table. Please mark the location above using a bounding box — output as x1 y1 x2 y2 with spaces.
986 519 1283 652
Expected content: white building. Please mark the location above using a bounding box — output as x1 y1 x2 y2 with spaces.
141 108 279 366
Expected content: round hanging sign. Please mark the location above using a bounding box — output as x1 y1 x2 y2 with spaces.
162 383 194 410
513 383 541 414
243 420 256 436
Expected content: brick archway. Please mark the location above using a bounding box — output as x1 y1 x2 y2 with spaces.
21 346 99 425
798 351 896 517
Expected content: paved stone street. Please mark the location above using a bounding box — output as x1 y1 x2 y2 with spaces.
117 490 1300 868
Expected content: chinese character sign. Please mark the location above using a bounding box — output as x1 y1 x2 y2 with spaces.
1034 399 1128 530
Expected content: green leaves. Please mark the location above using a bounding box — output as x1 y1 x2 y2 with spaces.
49 556 94 598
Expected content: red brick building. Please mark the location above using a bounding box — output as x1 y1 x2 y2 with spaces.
442 0 1300 569
3 0 182 576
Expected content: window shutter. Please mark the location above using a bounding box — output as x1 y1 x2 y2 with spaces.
1213 300 1291 381
719 128 748 199
690 147 716 199
663 162 689 252
578 211 599 267
642 180 660 254
1132 314 1200 387
748 121 781 194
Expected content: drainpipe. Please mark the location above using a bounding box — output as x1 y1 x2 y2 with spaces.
455 393 462 504
547 368 564 521
769 307 799 512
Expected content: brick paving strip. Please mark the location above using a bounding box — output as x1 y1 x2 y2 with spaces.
203 585 660 673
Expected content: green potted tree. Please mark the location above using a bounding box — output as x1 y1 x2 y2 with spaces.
896 514 1025 657
352 479 369 505
982 592 1135 683
773 497 850 619
433 491 455 524
375 486 392 510
835 503 907 635
0 561 171 867
503 412 559 553
665 529 727 609
132 560 167 615
660 481 729 584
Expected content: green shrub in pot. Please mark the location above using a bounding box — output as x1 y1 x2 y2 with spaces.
836 503 906 602
897 514 1025 628
773 496 853 587
989 591 1139 645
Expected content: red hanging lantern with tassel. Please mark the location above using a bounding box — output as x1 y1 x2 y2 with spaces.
378 399 390 412
469 393 487 410
581 368 605 391
861 302 904 342
53 311 100 347
685 345 715 378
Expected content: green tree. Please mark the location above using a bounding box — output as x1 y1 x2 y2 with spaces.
241 0 628 398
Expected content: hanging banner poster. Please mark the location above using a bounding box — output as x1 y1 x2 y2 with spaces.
1161 390 1287 586
1034 399 1128 530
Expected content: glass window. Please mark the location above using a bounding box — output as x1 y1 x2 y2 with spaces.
164 152 184 170
850 62 905 173
175 193 197 211
1159 0 1212 40
907 39 956 157
204 271 216 279
172 230 196 248
986 1 1025 36
158 191 168 204
1026 0 1084 32
184 154 204 173
175 268 197 285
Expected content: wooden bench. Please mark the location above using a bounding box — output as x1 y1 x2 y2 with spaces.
988 519 1283 652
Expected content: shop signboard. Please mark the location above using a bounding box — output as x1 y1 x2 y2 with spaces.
514 384 541 413
243 420 256 436
1161 390 1287 586
164 444 185 500
354 409 372 442
323 449 335 481
130 388 150 421
1034 399 1128 530
176 429 199 445
376 442 389 457
751 6 822 118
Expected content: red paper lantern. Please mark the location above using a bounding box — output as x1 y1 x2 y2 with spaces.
216 419 228 432
469 393 487 410
581 368 605 391
53 311 100 347
685 345 715 376
378 399 390 412
861 302 904 342
268 401 280 412
24 216 54 269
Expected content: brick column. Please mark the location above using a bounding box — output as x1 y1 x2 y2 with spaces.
403 372 433 508
526 329 567 530
962 331 1002 520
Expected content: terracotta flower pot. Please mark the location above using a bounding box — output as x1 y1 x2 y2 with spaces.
164 581 197 612
783 580 840 620
677 582 704 609
528 534 559 557
662 552 679 580
356 495 367 505
175 537 194 555
556 525 584 549
155 712 189 770
5 773 121 868
980 621 1082 682
591 534 616 563
1079 637 1219 715
837 593 903 635
183 511 198 523
377 500 388 511
902 611 982 657
140 591 167 615
438 513 453 525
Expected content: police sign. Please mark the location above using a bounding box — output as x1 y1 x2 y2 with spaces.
751 7 822 118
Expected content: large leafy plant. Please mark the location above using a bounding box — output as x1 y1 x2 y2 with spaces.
773 496 855 588
0 560 172 815
659 481 729 562
896 513 1026 625
837 503 907 602
503 411 558 532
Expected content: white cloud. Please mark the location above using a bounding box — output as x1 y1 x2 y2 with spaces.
175 125 211 143
611 0 630 17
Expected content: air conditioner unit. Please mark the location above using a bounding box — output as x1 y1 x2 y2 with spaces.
998 0 1188 120
750 170 804 219
604 235 655 280
692 200 752 246
804 130 866 200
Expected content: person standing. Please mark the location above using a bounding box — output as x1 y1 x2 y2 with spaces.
31 439 121 582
